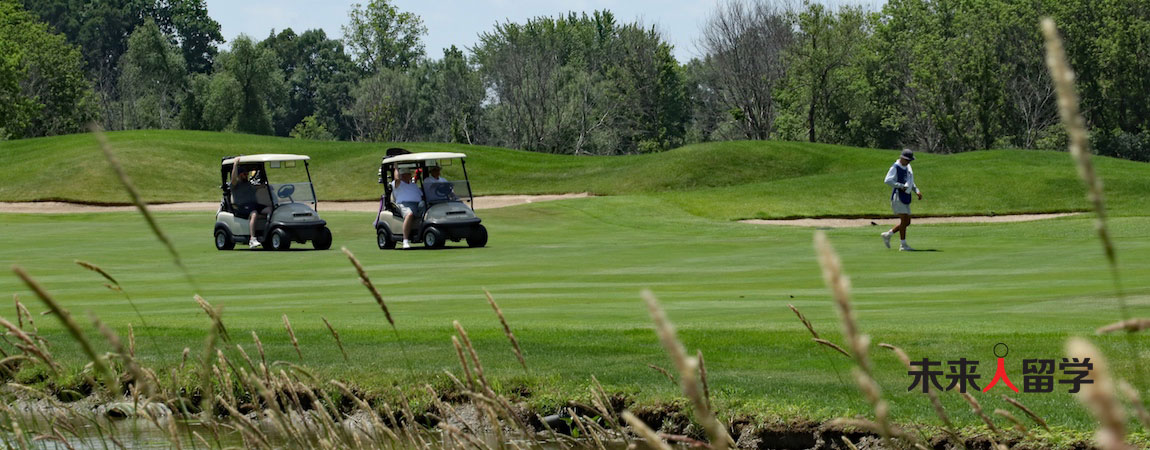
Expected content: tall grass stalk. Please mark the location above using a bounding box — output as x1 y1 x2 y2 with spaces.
881 342 965 449
90 315 153 397
641 289 731 450
791 303 849 385
450 335 475 391
320 317 349 362
75 260 158 350
340 246 411 373
961 392 1002 437
813 231 902 446
14 295 32 332
1041 18 1146 386
90 125 195 290
484 290 527 373
193 295 229 342
0 317 59 374
1003 395 1051 432
282 314 302 361
646 363 677 386
12 265 116 392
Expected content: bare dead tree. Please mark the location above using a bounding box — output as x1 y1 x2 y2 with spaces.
699 0 794 140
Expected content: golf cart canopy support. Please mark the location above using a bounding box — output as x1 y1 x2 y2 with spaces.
222 154 311 165
380 152 468 165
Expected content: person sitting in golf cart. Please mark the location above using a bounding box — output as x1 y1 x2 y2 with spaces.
393 166 423 249
423 164 452 202
230 161 272 248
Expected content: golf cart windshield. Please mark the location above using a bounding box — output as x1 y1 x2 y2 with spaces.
270 182 316 206
423 179 472 204
265 161 317 207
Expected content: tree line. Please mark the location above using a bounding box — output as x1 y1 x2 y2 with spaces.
3 0 1149 160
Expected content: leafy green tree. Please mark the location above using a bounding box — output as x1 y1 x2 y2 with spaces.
426 46 483 144
260 28 357 138
0 0 98 138
118 18 187 129
782 2 868 143
289 115 335 140
201 72 241 131
348 67 422 141
153 0 223 74
342 0 426 72
179 72 210 129
213 35 284 135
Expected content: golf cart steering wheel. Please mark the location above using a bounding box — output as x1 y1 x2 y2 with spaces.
277 184 295 202
434 183 454 199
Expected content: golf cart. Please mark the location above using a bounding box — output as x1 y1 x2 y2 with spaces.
214 154 333 251
375 149 487 249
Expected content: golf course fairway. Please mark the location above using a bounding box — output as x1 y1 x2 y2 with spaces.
1 131 1148 445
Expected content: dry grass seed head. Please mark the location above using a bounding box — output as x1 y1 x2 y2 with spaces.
484 289 527 372
1096 319 1150 335
320 317 349 363
341 246 394 326
788 303 819 339
813 232 870 373
282 314 302 361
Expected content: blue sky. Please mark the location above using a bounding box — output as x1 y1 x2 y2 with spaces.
202 0 884 62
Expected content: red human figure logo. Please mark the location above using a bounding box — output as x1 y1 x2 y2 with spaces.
984 344 1019 393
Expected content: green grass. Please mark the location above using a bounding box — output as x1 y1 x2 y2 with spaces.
1 196 1148 435
4 130 1150 219
4 130 1150 442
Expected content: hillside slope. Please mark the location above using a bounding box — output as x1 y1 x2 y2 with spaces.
2 130 1148 218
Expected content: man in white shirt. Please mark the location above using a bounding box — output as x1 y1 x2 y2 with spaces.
423 164 450 201
881 149 924 251
393 167 423 249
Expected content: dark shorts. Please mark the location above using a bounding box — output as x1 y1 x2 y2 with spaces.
235 203 268 219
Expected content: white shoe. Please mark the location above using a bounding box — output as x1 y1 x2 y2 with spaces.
249 238 261 248
402 240 411 249
881 231 892 249
899 243 915 252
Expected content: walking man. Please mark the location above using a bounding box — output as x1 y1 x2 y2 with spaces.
882 149 923 251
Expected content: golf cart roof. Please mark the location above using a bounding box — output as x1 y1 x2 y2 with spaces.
222 154 310 165
381 152 467 165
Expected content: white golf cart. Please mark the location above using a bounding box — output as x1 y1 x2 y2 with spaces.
375 149 487 249
214 154 333 251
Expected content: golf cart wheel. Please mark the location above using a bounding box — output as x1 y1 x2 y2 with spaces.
377 227 396 249
215 228 235 250
270 228 291 251
423 227 445 249
313 227 333 250
467 225 488 248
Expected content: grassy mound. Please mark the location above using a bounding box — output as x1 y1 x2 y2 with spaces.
3 130 1149 218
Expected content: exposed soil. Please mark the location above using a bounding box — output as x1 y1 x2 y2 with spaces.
740 212 1080 228
0 193 589 214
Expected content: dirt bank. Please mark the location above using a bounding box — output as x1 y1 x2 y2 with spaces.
740 212 1080 228
0 193 589 214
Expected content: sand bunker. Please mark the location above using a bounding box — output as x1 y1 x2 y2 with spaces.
0 193 589 214
740 212 1080 228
